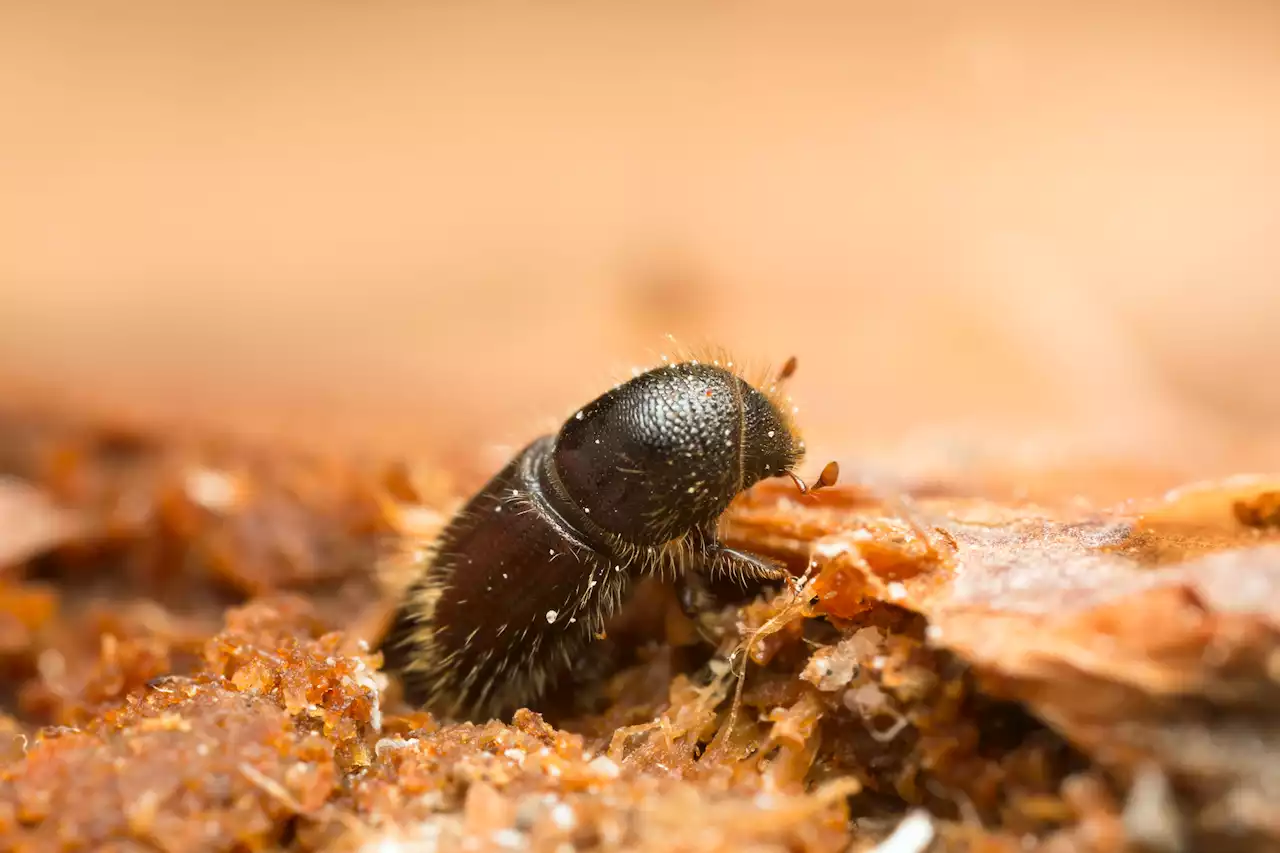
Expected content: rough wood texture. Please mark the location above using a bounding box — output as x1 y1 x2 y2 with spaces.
2 401 1278 852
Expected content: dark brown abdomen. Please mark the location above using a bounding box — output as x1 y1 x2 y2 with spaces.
382 436 628 720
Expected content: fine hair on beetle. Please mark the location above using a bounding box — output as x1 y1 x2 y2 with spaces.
380 343 839 722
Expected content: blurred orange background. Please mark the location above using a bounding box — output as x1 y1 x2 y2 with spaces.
2 1 1279 489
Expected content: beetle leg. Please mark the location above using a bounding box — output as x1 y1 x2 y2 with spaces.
686 523 788 585
676 545 789 621
675 522 790 621
707 545 790 586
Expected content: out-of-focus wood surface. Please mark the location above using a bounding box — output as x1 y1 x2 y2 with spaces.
2 1 1279 486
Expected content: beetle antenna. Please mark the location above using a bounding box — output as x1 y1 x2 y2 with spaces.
812 460 840 491
776 356 798 384
788 461 839 498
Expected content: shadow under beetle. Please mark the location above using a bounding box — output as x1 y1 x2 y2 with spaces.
381 355 838 721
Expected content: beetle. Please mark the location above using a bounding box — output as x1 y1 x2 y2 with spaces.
380 355 837 721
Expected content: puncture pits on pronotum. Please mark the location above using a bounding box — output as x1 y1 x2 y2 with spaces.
379 350 839 721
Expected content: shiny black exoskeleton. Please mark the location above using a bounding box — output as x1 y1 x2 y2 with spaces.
381 360 814 721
